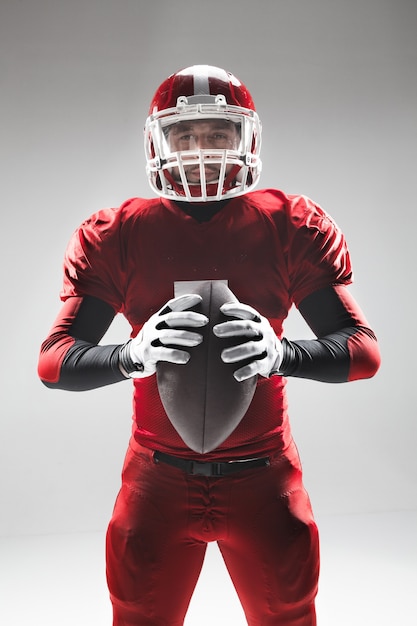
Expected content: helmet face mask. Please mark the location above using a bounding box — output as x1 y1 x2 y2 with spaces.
144 66 262 202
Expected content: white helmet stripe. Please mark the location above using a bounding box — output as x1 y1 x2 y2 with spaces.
192 64 210 96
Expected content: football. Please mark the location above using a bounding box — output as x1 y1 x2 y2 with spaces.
156 280 257 454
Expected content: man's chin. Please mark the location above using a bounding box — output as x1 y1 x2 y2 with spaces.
187 179 219 186
186 174 220 184
184 167 220 183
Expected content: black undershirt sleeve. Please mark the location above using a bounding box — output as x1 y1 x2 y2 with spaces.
41 286 379 391
41 296 128 391
280 331 354 382
278 285 379 382
57 341 127 391
68 295 116 343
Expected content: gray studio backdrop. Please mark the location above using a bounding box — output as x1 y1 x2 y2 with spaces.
1 0 416 537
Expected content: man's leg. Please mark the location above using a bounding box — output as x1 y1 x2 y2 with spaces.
106 442 207 626
218 440 320 626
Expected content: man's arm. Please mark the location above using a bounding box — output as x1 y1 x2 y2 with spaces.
39 285 381 390
280 284 381 382
38 296 127 391
213 284 381 383
38 293 208 391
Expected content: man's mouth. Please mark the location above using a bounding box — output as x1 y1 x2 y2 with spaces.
186 164 219 180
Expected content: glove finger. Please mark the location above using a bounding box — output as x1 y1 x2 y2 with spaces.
219 302 261 322
213 319 260 338
159 293 203 314
160 311 209 328
152 345 192 365
233 361 260 382
157 329 204 347
220 340 266 364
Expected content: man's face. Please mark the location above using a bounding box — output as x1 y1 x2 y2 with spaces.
166 119 240 183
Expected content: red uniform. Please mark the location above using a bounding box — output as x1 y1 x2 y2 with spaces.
39 189 380 625
59 189 352 459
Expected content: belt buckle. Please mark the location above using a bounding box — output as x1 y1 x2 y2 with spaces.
191 461 221 477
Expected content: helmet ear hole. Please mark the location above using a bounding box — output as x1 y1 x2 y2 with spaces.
144 65 262 202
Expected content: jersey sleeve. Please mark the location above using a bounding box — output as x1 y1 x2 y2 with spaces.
61 207 126 312
285 195 353 306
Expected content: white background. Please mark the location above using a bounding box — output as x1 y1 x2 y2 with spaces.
0 0 416 624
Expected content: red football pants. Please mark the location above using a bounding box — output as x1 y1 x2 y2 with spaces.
106 439 319 626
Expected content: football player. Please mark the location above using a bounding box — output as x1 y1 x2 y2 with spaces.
38 64 381 626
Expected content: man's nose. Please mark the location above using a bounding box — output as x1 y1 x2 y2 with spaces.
192 135 210 149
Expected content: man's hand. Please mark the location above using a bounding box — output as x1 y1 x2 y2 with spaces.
213 302 283 382
127 294 208 378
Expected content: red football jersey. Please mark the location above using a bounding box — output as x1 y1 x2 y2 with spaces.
61 189 352 459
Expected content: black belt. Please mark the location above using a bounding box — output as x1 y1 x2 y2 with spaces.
153 450 270 477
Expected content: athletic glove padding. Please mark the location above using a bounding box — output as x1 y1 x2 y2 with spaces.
213 302 283 382
126 294 208 378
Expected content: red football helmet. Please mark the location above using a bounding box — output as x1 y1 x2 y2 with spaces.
144 65 262 202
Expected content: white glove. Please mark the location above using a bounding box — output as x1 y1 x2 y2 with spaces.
126 294 208 378
213 302 283 382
